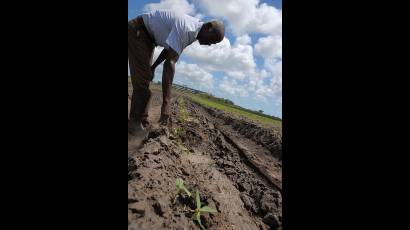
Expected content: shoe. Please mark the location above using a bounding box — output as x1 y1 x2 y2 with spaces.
128 120 146 136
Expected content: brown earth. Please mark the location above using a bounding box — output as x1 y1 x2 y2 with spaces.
128 85 282 230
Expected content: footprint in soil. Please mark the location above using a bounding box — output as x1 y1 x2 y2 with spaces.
152 198 167 217
128 157 140 181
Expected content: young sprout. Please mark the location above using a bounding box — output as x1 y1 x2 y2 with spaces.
194 191 218 230
178 98 189 123
177 142 189 155
175 178 192 197
174 127 186 137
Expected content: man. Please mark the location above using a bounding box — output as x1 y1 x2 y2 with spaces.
128 10 225 136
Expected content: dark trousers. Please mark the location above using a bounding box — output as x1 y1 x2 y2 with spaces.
128 17 155 124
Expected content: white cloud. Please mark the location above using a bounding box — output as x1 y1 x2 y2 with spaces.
253 60 282 103
184 32 281 104
235 34 251 45
174 61 214 92
152 61 214 93
254 34 282 104
183 38 230 70
226 71 246 81
144 0 197 16
219 77 249 97
255 35 282 60
265 59 282 78
196 0 281 35
184 35 256 74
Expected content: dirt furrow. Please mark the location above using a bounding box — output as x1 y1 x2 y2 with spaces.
129 88 282 229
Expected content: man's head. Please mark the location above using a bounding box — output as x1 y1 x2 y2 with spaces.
197 20 225 46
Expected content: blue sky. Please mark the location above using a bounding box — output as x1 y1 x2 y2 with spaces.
128 0 281 19
128 0 282 118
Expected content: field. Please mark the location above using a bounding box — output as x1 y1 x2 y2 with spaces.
151 82 282 128
128 81 282 230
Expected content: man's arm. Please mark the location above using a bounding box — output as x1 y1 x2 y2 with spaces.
151 49 168 72
150 49 168 80
160 48 179 123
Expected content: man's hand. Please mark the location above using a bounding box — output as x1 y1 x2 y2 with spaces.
161 48 179 121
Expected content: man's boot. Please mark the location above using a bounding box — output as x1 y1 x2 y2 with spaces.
140 92 151 129
128 87 151 136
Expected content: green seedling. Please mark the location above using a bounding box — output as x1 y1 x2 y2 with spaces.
173 178 191 204
193 190 218 230
174 127 186 137
176 142 189 155
176 178 191 197
178 98 189 123
186 117 200 124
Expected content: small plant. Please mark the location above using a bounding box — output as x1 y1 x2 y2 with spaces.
178 98 189 124
173 178 192 204
176 178 192 197
174 127 186 137
186 116 200 124
193 191 218 230
177 142 189 155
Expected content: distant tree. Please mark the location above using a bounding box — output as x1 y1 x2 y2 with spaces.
225 99 234 105
258 110 264 114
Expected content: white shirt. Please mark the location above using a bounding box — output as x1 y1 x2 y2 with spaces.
141 10 204 55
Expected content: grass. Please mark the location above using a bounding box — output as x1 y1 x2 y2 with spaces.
145 82 282 128
187 94 282 128
178 97 189 124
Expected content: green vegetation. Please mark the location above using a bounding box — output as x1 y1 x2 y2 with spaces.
173 179 218 230
174 127 186 138
188 94 282 127
178 97 189 124
146 82 282 127
194 190 218 230
175 178 192 197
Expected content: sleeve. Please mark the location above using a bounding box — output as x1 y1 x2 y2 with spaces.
165 25 184 55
